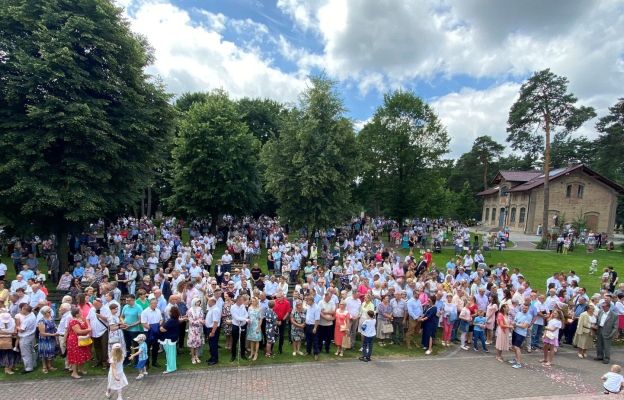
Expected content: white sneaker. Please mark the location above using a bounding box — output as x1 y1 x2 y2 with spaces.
135 374 144 380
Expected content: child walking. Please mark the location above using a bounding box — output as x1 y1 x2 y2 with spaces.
128 334 148 380
602 364 624 395
359 310 376 362
106 343 129 400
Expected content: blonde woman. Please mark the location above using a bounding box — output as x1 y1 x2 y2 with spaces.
358 293 375 346
247 297 263 361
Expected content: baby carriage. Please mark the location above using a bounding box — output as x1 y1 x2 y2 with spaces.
433 240 442 253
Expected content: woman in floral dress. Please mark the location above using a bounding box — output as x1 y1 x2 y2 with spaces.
186 297 204 364
290 300 306 356
221 293 234 350
246 297 263 361
66 308 92 379
264 301 278 357
37 306 58 374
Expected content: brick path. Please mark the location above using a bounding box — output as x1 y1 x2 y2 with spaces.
2 347 620 400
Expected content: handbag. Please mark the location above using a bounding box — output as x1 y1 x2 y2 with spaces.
78 335 93 347
381 322 394 334
0 336 12 350
544 330 557 340
342 334 351 349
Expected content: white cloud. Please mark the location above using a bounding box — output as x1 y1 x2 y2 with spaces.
431 83 520 157
118 0 307 102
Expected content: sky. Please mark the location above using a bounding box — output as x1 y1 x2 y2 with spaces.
116 0 624 157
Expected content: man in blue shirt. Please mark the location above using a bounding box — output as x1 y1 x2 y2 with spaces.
405 294 423 349
511 303 532 368
72 262 85 279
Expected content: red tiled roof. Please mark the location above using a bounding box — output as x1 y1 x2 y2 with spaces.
509 164 624 193
476 187 499 196
492 170 542 184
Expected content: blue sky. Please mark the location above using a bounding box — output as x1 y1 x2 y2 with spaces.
118 0 624 157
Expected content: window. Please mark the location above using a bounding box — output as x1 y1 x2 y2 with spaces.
510 207 517 223
577 184 584 198
500 185 509 197
485 208 490 221
519 207 526 223
491 208 496 222
566 184 572 198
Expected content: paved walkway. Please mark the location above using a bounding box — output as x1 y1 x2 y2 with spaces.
2 347 621 400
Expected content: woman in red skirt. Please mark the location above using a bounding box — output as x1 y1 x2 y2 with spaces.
66 308 92 379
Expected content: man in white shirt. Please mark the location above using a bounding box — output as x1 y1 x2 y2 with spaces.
0 261 7 281
221 251 233 274
304 296 321 360
345 291 361 349
56 303 73 369
17 304 38 373
318 291 336 354
230 295 249 361
28 284 46 309
147 253 159 274
204 297 221 365
10 275 27 294
88 299 110 367
141 298 163 367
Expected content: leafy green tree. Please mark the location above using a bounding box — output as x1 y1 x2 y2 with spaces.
454 181 479 221
175 92 211 112
357 90 449 222
507 69 596 237
262 76 358 235
550 133 594 168
0 0 174 271
593 98 624 227
472 135 505 190
237 98 287 144
169 90 261 220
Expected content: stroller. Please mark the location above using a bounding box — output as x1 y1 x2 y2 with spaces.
433 239 442 253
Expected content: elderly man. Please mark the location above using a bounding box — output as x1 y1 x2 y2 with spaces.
405 289 424 349
205 297 221 365
28 284 46 310
345 291 361 350
141 298 163 367
595 297 618 364
10 274 27 294
88 298 109 368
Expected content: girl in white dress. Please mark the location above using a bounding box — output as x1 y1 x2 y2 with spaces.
106 343 129 400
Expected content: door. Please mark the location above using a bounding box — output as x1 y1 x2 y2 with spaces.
499 207 506 228
585 213 599 232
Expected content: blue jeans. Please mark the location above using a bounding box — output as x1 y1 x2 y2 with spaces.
473 330 487 351
362 336 374 359
451 319 460 341
531 324 543 348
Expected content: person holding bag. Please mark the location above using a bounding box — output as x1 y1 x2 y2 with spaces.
541 309 563 367
376 295 393 347
67 307 92 379
0 310 18 375
333 301 350 356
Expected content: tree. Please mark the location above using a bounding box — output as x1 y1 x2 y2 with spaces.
237 98 287 144
262 76 358 235
507 69 596 238
357 90 449 222
169 90 261 220
593 98 624 227
0 0 175 271
472 135 505 190
550 133 594 168
454 181 479 221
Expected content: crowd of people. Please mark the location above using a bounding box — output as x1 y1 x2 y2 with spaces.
0 216 623 397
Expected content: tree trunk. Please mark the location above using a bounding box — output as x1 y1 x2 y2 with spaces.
542 115 551 239
141 187 146 217
56 225 70 274
483 159 488 190
147 186 152 218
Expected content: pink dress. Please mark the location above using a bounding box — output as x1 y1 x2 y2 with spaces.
485 304 498 330
334 310 349 346
495 313 510 351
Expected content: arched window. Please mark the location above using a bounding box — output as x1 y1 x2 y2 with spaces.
485 208 490 221
577 184 584 198
566 184 572 198
519 207 526 223
491 208 496 222
500 185 509 197
510 207 517 223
